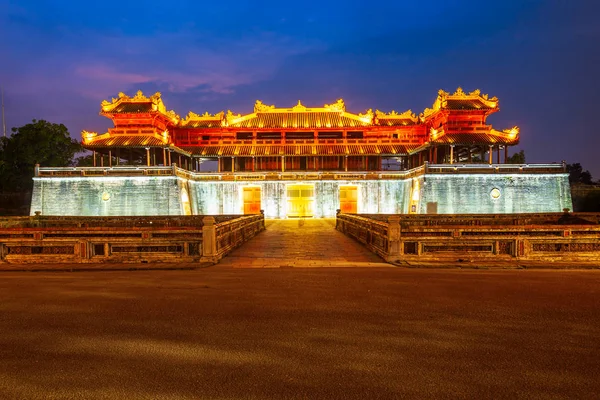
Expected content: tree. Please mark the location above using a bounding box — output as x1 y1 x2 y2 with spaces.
0 120 82 192
507 150 526 164
566 163 593 185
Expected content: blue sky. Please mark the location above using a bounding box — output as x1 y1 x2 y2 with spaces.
1 0 598 176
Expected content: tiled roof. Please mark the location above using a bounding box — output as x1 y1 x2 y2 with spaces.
181 144 417 157
432 133 519 145
377 118 418 126
107 103 154 114
181 120 223 128
229 112 372 129
83 136 168 148
444 99 495 110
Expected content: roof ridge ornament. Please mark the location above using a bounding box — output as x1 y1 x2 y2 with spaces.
132 90 148 101
375 109 416 119
323 99 345 112
357 109 374 123
226 110 243 125
182 110 224 123
292 100 307 112
254 100 275 113
453 87 465 96
502 126 520 139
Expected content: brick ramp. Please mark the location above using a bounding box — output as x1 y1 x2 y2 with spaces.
217 218 391 268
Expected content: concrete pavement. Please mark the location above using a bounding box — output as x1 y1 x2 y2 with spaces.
1 268 599 399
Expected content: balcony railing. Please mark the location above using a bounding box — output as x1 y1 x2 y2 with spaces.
35 163 568 181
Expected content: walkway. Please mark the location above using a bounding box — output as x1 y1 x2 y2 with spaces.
218 218 390 268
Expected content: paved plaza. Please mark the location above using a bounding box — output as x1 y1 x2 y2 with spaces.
1 266 599 399
1 219 599 398
219 218 389 268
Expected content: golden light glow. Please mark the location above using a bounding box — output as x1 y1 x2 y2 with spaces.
430 128 439 140
507 126 520 138
82 130 98 143
100 90 180 122
411 179 420 201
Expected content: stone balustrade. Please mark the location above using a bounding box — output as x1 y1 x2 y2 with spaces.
0 213 265 266
336 211 600 265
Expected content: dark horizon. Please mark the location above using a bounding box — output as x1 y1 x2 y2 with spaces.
1 0 598 176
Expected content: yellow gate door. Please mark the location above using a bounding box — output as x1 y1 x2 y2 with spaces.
242 186 262 214
339 185 358 213
286 184 314 218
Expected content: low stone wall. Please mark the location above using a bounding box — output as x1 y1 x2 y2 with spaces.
32 163 572 218
0 214 265 267
336 212 600 266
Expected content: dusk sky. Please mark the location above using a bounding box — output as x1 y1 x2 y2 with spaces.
1 1 598 176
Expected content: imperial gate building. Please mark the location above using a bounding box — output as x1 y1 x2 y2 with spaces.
30 88 572 217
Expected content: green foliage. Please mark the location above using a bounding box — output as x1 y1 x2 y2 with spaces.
507 150 526 164
0 120 82 192
566 163 593 185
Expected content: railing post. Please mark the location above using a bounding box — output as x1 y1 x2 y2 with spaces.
387 215 401 261
202 216 217 261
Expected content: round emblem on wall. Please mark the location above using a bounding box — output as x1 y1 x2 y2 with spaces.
490 188 501 199
101 192 111 201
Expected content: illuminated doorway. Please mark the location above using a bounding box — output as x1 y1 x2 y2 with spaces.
242 186 262 214
286 184 314 218
181 188 192 215
339 185 358 213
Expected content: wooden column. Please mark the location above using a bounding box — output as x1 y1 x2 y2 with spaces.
116 148 120 166
231 157 235 173
281 156 285 172
108 150 112 167
93 151 97 167
168 150 172 166
488 145 493 164
344 155 348 172
217 157 221 173
146 148 151 166
163 148 167 166
252 157 255 172
449 145 454 164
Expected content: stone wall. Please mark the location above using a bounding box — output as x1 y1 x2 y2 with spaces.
30 166 572 217
188 180 411 218
418 173 572 214
31 176 186 216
